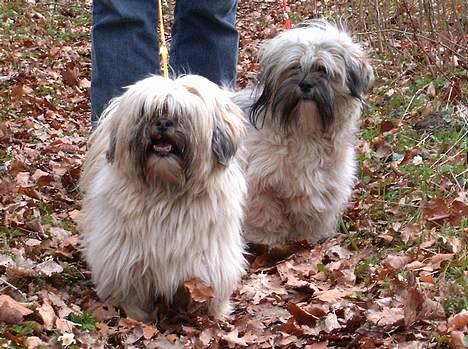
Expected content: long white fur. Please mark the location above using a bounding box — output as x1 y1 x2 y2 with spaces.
235 20 373 245
79 75 247 321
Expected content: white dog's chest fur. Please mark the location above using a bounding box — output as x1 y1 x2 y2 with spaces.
247 129 354 200
82 162 245 317
244 126 356 244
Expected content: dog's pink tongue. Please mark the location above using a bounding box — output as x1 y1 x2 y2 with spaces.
154 143 172 153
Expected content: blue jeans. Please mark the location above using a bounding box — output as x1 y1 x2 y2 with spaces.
91 0 239 126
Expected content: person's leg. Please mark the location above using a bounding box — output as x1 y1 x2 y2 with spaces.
170 0 239 88
91 0 160 127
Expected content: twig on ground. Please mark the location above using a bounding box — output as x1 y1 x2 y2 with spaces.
431 129 468 168
0 277 27 300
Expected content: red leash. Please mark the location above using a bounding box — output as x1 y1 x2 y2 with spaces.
282 0 292 29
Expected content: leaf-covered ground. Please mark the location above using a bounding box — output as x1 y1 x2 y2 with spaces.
0 1 466 348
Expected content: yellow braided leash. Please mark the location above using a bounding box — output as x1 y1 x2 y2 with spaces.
157 0 169 78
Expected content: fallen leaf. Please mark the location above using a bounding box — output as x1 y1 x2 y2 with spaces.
401 284 445 325
62 67 80 87
305 343 328 349
401 224 420 244
38 298 57 330
10 84 24 101
446 236 462 254
367 307 404 327
118 317 142 331
24 336 46 349
55 318 73 333
222 328 248 348
36 259 63 276
199 327 219 347
382 254 412 270
398 341 425 349
379 120 396 133
280 318 305 336
126 326 143 345
184 278 214 303
142 324 158 340
426 81 436 98
32 169 54 187
96 322 109 338
448 310 468 331
321 312 341 333
239 273 287 305
449 330 467 349
287 303 319 326
251 242 307 269
430 253 454 269
0 295 33 324
424 199 451 224
315 288 355 303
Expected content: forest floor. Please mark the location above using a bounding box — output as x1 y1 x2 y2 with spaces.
0 0 466 348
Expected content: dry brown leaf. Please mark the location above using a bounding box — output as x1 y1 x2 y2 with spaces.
251 242 307 269
423 198 451 224
277 261 309 288
367 307 404 327
10 84 24 101
62 67 80 87
184 277 214 303
24 336 46 349
280 318 305 336
446 236 463 254
305 343 328 349
55 318 73 333
314 288 353 303
142 324 158 340
84 300 117 321
402 285 445 325
38 298 57 330
49 47 61 57
32 169 54 187
199 327 219 347
419 272 434 283
0 295 33 323
96 322 109 338
448 310 468 331
47 292 74 318
222 328 249 348
239 273 287 305
449 330 467 349
401 224 420 244
398 341 425 349
382 254 412 270
321 312 341 333
287 303 319 326
36 259 63 276
430 253 454 269
118 317 143 331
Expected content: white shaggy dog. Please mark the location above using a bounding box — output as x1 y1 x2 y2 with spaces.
234 20 374 245
79 75 247 321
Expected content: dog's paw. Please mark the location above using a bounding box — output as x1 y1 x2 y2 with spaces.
208 299 233 320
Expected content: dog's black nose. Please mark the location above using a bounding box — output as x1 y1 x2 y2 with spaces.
156 118 174 132
299 80 314 93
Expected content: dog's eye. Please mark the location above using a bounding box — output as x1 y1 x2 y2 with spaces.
289 64 300 71
316 66 328 75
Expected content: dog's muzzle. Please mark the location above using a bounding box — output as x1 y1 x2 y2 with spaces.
149 119 178 157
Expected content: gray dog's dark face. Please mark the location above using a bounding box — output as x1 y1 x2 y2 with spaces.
251 63 337 131
249 21 374 132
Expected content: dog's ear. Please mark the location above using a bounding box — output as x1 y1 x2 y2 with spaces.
106 126 117 163
346 59 374 99
212 123 237 166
